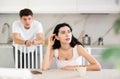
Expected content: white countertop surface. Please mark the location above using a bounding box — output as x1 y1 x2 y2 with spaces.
0 44 13 48
0 68 120 79
33 69 120 79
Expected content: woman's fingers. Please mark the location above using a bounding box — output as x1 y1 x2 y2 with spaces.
49 34 56 41
48 34 56 46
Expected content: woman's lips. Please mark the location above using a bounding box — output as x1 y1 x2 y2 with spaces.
65 38 70 41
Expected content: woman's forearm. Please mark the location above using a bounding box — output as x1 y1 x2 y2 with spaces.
42 46 52 70
86 63 101 71
61 66 76 70
61 63 101 71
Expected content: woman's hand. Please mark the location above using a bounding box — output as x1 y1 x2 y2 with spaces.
42 34 55 70
48 34 56 47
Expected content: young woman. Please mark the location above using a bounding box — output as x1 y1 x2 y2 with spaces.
42 23 101 71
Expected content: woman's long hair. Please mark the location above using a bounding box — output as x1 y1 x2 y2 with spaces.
52 23 83 49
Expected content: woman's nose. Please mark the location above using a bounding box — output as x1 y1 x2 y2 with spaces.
66 33 70 37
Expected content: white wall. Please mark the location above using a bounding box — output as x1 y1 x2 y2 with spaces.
0 13 119 46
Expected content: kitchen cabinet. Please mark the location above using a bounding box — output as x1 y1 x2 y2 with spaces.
28 0 76 13
76 0 120 13
0 0 120 13
90 47 114 69
83 46 114 69
0 0 76 13
0 0 119 13
0 44 14 68
0 0 28 13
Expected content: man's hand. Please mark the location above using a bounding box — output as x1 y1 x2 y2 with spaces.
25 40 32 46
31 40 37 45
25 40 39 46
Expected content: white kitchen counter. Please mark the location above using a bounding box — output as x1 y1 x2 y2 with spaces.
0 68 119 79
0 44 13 48
0 44 14 68
33 69 120 79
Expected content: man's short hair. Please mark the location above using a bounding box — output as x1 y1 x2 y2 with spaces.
19 8 33 18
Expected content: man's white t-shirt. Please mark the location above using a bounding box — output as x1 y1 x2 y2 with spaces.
12 20 43 40
12 20 43 53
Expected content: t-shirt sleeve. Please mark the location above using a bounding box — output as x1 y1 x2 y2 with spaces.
12 21 20 33
37 22 43 33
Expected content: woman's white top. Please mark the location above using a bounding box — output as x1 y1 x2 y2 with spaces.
54 45 82 68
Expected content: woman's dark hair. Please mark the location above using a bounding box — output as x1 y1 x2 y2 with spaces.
52 23 83 49
19 8 33 18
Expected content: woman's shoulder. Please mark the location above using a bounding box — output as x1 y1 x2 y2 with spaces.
76 44 86 52
76 44 83 49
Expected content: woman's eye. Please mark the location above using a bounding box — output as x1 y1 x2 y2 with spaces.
61 31 65 34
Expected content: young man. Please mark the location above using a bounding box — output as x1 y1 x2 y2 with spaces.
12 8 44 68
